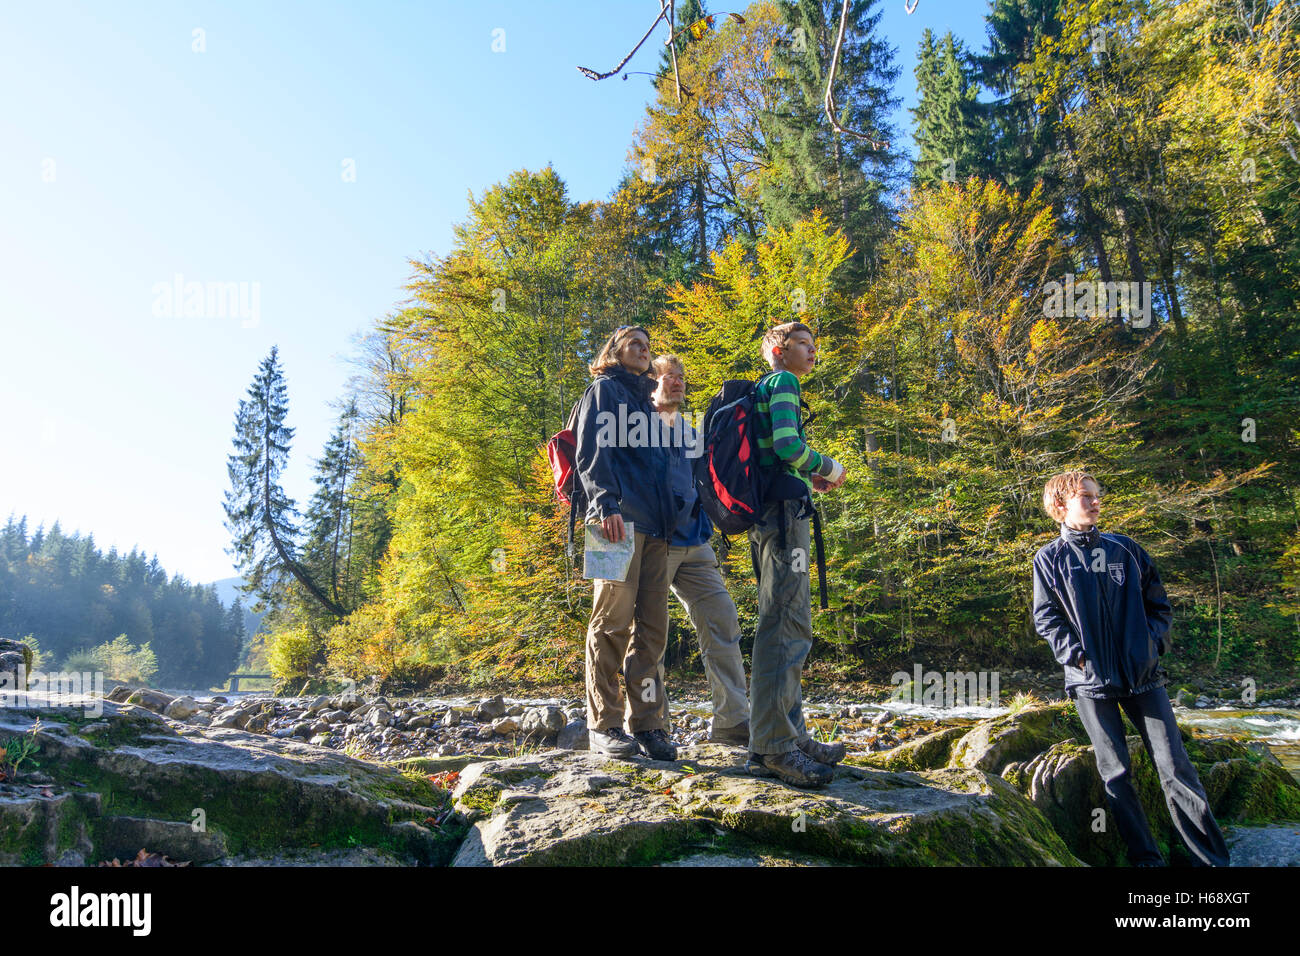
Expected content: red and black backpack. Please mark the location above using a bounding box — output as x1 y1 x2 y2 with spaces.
546 395 588 556
693 372 830 609
693 376 772 536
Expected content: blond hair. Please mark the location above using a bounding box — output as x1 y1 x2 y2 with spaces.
588 325 651 376
1042 471 1099 522
651 354 684 378
762 322 814 368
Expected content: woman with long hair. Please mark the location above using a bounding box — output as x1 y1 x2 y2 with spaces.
574 325 678 760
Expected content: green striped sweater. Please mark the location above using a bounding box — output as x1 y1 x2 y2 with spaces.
754 371 835 492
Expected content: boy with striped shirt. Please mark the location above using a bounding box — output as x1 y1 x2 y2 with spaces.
746 322 847 787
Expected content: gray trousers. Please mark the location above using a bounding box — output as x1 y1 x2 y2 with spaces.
747 498 813 755
646 542 750 732
1075 687 1230 866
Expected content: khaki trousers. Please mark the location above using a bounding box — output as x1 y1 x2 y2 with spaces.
643 543 750 731
586 531 669 734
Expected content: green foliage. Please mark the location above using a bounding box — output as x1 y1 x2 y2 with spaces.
0 719 42 781
90 634 158 684
266 624 326 684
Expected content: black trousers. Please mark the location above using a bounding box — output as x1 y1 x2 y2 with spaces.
1074 687 1230 866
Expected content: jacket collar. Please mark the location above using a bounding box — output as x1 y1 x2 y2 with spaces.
1060 523 1100 549
603 364 655 400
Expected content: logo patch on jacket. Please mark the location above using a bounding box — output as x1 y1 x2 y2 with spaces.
1108 562 1126 585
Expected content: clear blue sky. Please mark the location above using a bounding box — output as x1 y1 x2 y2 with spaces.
0 0 989 587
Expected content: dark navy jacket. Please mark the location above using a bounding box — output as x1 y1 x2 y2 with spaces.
575 366 676 541
1032 524 1173 700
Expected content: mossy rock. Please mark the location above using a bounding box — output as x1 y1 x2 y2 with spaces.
948 702 1087 775
1003 732 1300 866
1202 760 1300 823
450 745 1081 867
846 725 968 772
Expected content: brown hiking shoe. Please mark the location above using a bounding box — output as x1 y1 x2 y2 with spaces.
798 736 846 766
745 749 834 788
709 720 750 746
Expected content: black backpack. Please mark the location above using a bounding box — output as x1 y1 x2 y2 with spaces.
694 373 829 609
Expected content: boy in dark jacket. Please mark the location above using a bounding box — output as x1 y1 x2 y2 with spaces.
1032 471 1229 866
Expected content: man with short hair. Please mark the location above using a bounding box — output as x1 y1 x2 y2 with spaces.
639 354 751 745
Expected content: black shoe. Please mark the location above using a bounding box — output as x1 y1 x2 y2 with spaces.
589 727 641 758
634 728 678 761
709 720 750 746
746 749 833 788
798 736 846 765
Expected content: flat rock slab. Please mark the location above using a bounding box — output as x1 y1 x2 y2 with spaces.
451 745 1080 866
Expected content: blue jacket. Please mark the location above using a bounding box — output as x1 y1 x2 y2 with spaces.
575 366 676 541
665 413 712 547
1032 524 1173 700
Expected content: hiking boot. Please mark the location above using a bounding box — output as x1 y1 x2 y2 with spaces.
745 749 834 788
797 736 846 766
709 720 750 746
589 727 641 758
634 728 678 761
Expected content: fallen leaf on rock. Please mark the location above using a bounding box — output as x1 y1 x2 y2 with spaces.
99 848 190 867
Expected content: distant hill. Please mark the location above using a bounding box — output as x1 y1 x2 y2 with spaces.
208 577 267 642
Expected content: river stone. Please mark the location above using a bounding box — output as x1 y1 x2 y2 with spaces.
0 691 466 865
0 638 33 691
97 815 229 863
474 695 507 721
442 709 460 728
369 707 391 728
126 689 176 715
163 696 200 720
107 686 137 703
449 746 1079 867
491 716 520 735
948 702 1087 775
1175 689 1196 708
520 706 566 740
245 713 271 734
556 719 589 751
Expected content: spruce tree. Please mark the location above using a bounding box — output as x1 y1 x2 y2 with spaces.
302 401 360 616
760 0 902 288
224 347 345 618
911 30 992 186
